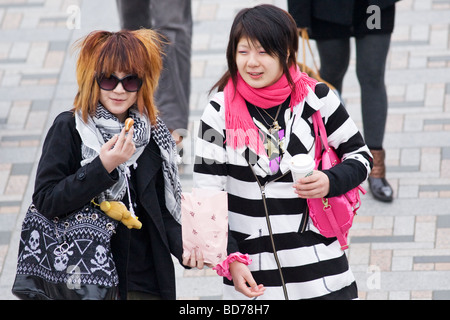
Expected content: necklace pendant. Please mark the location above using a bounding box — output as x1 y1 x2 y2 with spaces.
272 121 281 131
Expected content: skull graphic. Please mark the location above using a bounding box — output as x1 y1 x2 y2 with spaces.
94 245 107 265
22 230 42 262
29 230 40 250
90 245 112 275
54 253 69 271
53 242 74 271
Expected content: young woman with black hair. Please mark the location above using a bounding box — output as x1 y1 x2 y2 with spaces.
194 4 372 300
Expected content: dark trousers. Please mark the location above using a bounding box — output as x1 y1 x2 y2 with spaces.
116 0 192 132
316 33 391 149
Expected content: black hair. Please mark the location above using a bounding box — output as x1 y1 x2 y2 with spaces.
211 4 299 93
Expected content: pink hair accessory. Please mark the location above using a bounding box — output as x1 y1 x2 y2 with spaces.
213 252 252 281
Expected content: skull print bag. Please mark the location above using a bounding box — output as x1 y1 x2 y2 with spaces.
12 203 119 300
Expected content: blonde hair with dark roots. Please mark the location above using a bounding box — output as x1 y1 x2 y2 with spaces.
72 29 164 125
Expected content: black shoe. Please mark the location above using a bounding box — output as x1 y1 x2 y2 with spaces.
368 176 393 202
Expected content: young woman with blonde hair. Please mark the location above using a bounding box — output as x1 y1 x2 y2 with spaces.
32 29 200 300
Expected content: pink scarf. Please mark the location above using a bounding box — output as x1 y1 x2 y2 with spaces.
224 65 317 155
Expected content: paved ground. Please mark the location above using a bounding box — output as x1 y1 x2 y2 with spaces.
0 0 449 300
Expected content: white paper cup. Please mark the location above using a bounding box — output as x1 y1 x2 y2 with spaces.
290 154 315 183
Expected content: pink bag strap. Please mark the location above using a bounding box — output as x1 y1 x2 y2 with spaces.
312 111 351 250
323 201 349 250
311 111 329 169
312 110 367 196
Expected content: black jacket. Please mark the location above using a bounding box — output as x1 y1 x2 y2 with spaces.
32 111 183 299
288 0 399 39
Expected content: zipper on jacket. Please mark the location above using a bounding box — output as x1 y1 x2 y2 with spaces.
258 228 262 271
299 205 309 234
247 163 290 300
259 183 289 300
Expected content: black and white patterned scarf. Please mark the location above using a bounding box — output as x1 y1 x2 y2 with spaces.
151 116 182 223
75 103 181 224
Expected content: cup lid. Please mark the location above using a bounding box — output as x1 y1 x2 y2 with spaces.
290 154 315 171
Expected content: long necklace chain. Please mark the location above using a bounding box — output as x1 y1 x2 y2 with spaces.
253 104 282 134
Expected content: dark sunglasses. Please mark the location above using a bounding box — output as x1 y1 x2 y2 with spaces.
96 74 143 92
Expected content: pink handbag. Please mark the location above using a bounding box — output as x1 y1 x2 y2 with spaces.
306 111 366 250
181 188 228 265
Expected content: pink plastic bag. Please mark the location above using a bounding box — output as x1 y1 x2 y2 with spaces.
181 188 228 266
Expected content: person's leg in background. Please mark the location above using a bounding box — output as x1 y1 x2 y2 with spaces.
315 38 351 94
116 0 192 144
356 33 393 202
316 34 394 202
116 0 150 30
150 0 192 141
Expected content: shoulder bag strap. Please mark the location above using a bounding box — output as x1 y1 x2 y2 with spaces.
311 110 330 169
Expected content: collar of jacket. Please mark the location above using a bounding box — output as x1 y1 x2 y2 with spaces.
134 138 162 193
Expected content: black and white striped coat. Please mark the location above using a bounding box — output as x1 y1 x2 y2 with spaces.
193 83 372 300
